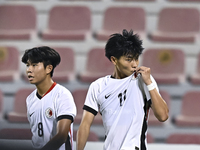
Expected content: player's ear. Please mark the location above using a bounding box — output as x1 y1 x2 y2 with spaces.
111 56 117 65
46 64 53 75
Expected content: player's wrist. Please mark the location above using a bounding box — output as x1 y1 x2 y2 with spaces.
147 82 156 91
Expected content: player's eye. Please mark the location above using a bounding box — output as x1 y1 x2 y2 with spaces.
32 63 38 67
125 58 132 62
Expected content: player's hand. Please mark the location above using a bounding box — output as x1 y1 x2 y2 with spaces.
135 66 152 85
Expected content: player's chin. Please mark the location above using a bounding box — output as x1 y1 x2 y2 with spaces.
28 80 36 84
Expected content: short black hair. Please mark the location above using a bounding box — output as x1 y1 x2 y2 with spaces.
105 29 144 61
21 46 61 77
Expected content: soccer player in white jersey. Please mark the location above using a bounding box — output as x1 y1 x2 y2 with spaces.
21 46 77 150
76 29 169 150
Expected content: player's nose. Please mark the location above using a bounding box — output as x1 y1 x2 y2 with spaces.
26 65 33 73
131 60 138 68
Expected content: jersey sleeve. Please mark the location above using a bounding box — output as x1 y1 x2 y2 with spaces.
83 81 99 116
55 88 77 122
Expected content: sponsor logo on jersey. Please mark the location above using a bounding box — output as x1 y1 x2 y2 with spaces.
105 93 111 99
30 112 35 117
45 108 53 118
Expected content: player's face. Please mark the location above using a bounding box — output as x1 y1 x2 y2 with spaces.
113 54 139 79
26 60 50 85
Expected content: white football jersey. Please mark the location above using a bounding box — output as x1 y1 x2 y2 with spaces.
84 73 159 150
26 82 77 150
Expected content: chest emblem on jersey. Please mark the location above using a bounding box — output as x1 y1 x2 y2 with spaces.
45 108 53 118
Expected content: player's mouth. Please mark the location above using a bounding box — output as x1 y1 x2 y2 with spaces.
28 75 34 81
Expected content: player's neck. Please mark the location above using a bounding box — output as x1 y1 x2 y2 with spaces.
112 70 127 79
36 78 54 97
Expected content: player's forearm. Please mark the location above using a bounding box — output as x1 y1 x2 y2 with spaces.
150 88 169 122
40 134 67 150
76 125 90 150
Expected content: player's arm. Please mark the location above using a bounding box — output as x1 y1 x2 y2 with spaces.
148 87 169 122
40 117 72 150
136 66 169 122
76 110 95 150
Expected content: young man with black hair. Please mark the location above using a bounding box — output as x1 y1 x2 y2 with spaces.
76 29 168 150
22 46 76 150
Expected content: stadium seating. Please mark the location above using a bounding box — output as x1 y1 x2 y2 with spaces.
166 133 200 144
0 46 20 82
141 48 185 84
7 88 34 123
0 5 36 40
174 90 200 126
73 130 99 141
148 90 171 126
41 6 91 40
189 52 200 84
72 88 103 125
149 7 200 43
94 6 146 41
52 47 75 82
0 128 32 140
78 48 114 83
72 88 88 124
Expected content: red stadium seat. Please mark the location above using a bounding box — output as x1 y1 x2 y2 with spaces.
7 88 34 123
148 90 171 126
174 91 200 126
52 47 75 82
190 52 200 84
78 48 114 83
0 5 36 40
41 6 91 40
149 7 200 43
166 133 200 144
141 48 185 84
72 89 88 124
73 130 99 141
0 128 32 140
0 46 20 82
95 6 146 41
72 88 103 125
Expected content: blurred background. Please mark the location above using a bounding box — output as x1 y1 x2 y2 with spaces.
0 0 200 148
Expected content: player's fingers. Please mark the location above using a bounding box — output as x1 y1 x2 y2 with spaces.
136 66 149 73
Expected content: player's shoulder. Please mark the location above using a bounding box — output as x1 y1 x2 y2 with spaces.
54 83 72 96
55 83 69 92
26 89 37 102
27 89 36 97
90 75 111 88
